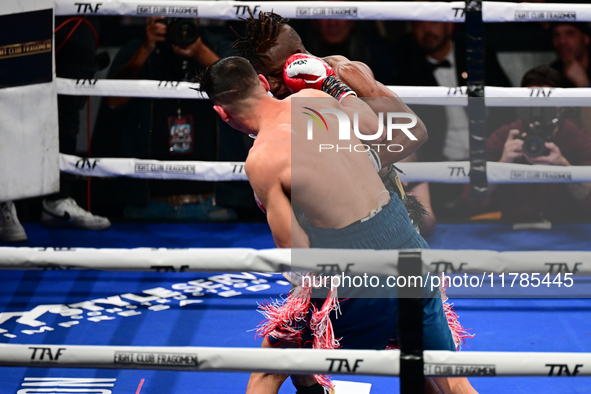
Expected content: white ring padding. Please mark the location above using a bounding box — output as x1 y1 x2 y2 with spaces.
60 153 247 181
60 154 591 184
1 247 590 276
56 78 591 107
55 1 466 21
0 343 400 375
1 343 591 377
0 247 291 273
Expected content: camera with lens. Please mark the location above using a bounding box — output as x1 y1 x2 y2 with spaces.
159 18 200 47
516 107 561 157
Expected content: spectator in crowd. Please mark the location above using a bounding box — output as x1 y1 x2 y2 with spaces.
548 22 591 136
549 22 591 88
302 18 397 85
393 20 512 218
92 17 253 220
487 66 591 222
1 16 109 242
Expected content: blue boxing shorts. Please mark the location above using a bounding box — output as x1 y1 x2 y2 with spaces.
267 192 456 352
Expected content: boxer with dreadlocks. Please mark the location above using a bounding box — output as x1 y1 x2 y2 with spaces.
231 12 478 394
233 11 434 234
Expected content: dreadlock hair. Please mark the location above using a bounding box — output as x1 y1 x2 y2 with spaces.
232 11 289 62
195 57 261 107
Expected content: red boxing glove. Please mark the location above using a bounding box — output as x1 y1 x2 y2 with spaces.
283 53 357 100
283 53 335 93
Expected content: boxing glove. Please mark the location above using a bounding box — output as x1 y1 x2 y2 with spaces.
283 53 335 92
283 53 357 100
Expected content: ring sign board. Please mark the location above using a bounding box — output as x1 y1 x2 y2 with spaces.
0 0 58 201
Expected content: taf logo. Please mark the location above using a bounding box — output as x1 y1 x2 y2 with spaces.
545 262 581 274
326 358 363 372
452 7 465 18
75 79 98 87
158 80 180 89
317 263 354 274
75 3 102 13
546 364 583 376
234 5 260 16
529 88 553 97
431 262 467 274
75 159 99 170
29 347 66 361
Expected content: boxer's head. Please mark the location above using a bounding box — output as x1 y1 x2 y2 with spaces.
233 11 306 99
198 56 271 133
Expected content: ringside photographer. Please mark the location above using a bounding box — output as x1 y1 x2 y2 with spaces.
487 66 591 223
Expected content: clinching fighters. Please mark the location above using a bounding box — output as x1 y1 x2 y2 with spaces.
197 56 476 394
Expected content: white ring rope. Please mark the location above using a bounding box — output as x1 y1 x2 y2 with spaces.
57 78 591 107
54 1 591 23
1 343 590 377
60 154 247 182
60 154 591 184
55 1 466 21
1 247 590 276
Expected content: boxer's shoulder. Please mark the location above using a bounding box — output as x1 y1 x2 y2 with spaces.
245 131 290 175
322 55 350 67
291 88 330 99
323 56 372 75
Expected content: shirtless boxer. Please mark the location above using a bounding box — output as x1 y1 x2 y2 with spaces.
233 11 436 234
198 57 476 394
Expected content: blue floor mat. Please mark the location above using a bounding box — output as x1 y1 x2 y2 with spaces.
0 222 590 393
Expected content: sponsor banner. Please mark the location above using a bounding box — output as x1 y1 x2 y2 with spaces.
114 351 198 366
484 2 591 22
487 162 591 184
55 0 466 21
0 9 53 89
424 363 496 376
424 351 591 376
59 153 248 181
0 270 290 340
485 87 591 107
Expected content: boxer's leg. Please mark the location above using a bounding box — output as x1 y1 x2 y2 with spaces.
245 336 291 394
422 297 478 394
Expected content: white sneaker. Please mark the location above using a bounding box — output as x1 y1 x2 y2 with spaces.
41 198 111 230
0 201 28 242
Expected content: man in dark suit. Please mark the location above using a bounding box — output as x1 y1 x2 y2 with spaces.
549 22 591 88
394 21 511 162
393 21 512 218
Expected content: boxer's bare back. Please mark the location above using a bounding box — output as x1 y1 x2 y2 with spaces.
245 89 387 248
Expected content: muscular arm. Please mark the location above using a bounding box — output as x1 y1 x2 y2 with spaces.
246 141 309 248
332 60 428 166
